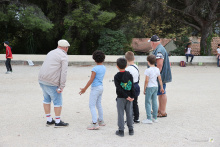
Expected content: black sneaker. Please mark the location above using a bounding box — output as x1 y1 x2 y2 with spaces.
134 119 140 123
129 129 134 135
116 130 124 137
54 120 69 128
46 119 55 126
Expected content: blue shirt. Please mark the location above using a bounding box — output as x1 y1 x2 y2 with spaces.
153 44 172 83
91 65 106 87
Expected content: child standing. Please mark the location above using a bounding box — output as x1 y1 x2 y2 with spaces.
217 44 220 67
125 51 140 123
79 50 106 130
4 41 13 74
114 58 135 137
142 55 164 124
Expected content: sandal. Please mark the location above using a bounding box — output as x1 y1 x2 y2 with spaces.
157 112 167 117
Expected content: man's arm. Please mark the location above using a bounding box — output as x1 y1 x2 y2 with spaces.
59 57 68 90
156 58 164 72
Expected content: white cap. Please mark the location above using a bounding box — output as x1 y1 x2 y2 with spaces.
58 39 70 47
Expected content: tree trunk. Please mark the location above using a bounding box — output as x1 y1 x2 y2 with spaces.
200 24 213 55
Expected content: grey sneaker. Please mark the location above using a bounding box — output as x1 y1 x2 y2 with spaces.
87 123 100 130
5 71 12 74
98 120 106 126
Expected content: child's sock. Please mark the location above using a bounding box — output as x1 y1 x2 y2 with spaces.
55 116 61 123
46 114 52 122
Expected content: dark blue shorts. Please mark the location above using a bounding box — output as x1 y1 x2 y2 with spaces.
157 83 166 95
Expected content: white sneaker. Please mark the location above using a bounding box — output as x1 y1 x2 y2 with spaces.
142 119 153 124
152 118 158 123
5 71 12 74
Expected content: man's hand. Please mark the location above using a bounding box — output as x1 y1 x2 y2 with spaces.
160 88 164 94
56 88 63 93
143 90 146 95
79 88 86 95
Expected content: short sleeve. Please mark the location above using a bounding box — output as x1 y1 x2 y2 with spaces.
155 52 164 59
144 69 150 76
92 66 97 73
156 68 160 76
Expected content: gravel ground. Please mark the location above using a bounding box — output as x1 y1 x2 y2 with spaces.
0 65 219 147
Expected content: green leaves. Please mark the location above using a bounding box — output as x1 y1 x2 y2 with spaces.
98 28 127 55
64 1 115 39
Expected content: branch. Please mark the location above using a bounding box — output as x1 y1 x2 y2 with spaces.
155 0 195 18
173 17 201 31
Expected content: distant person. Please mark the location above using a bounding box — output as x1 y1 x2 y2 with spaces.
38 39 70 127
4 41 13 74
79 50 106 130
217 44 220 67
114 58 135 137
148 35 172 117
185 43 194 63
125 51 140 123
142 55 164 124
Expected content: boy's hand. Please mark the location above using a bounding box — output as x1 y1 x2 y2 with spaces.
126 97 134 102
160 88 164 94
79 88 86 95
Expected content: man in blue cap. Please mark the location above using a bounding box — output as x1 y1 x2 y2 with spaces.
148 35 172 117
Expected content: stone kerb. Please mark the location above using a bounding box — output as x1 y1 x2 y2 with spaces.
0 54 218 66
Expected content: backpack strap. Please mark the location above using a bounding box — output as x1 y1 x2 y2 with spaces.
130 65 140 83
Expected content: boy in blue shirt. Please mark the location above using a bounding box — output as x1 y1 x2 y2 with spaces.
79 50 106 130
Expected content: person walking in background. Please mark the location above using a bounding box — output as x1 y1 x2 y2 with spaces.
79 50 106 130
216 44 220 67
148 35 172 117
114 58 135 137
4 41 13 74
125 51 140 123
38 39 70 127
185 43 194 63
142 55 164 124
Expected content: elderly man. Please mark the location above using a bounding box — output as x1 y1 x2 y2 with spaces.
148 35 172 117
38 39 70 127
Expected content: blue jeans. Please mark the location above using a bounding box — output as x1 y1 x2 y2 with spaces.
145 87 158 120
89 85 104 123
186 54 194 62
39 83 62 107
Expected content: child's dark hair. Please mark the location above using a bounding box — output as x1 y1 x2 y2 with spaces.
218 44 220 47
92 50 105 63
117 58 127 69
186 43 191 48
147 55 156 65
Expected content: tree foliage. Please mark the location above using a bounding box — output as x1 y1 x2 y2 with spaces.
98 29 127 55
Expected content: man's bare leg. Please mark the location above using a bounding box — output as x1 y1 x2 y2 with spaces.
54 107 62 116
44 104 51 114
158 94 167 114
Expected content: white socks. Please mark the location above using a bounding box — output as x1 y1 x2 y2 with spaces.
46 114 52 122
55 116 61 123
